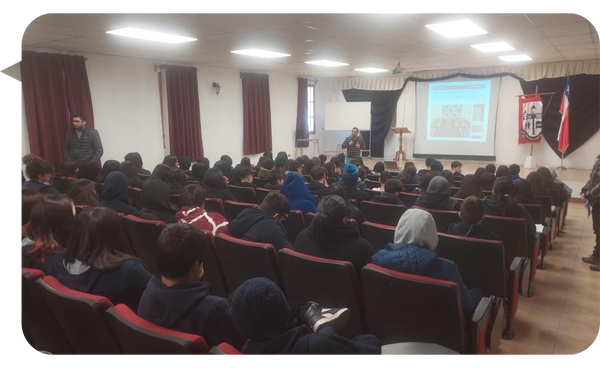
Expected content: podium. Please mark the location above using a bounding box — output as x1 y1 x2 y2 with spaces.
391 127 411 162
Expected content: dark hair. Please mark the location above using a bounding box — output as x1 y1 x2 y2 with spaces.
156 223 205 279
259 192 290 217
25 195 74 261
262 158 275 170
64 207 134 271
485 164 496 174
275 155 288 169
71 113 86 122
330 157 341 168
22 154 54 181
119 161 140 186
512 178 538 204
150 164 173 182
385 179 403 194
526 172 549 196
324 183 348 200
358 168 367 181
492 176 520 216
536 167 556 189
460 196 485 225
197 157 210 167
495 165 510 178
312 195 349 242
325 162 337 177
336 153 345 165
310 166 327 181
401 166 417 185
22 188 45 226
474 167 487 179
288 161 301 173
373 162 385 173
170 169 188 191
404 161 415 170
350 157 364 168
220 155 233 166
319 154 327 165
380 171 393 184
124 152 143 169
454 174 481 199
419 172 436 192
179 156 192 171
425 157 435 167
163 155 179 169
239 167 254 179
441 170 455 187
77 160 101 181
203 168 227 192
430 160 444 172
263 152 273 159
190 163 208 182
480 172 496 190
97 160 120 183
451 161 462 169
58 161 79 178
240 157 251 167
267 170 285 186
302 158 314 175
509 164 520 176
67 179 99 207
300 155 310 165
180 184 206 208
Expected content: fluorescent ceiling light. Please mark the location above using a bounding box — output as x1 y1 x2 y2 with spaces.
106 27 197 44
305 60 349 67
471 42 515 53
354 67 389 73
499 54 533 62
425 20 487 38
230 49 291 58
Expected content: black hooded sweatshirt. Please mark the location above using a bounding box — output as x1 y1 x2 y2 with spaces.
228 208 293 251
372 191 405 206
414 176 459 211
446 222 500 241
483 195 537 246
306 181 328 197
100 171 140 216
140 180 179 223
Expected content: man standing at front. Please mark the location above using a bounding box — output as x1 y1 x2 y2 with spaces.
341 127 365 164
64 114 104 162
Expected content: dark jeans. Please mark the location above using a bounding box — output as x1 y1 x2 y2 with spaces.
592 202 599 261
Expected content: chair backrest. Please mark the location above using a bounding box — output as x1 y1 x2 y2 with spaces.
74 204 90 215
138 173 150 182
121 215 166 277
105 304 209 354
209 343 243 354
547 188 560 206
214 234 282 292
414 207 461 233
204 198 226 216
361 264 465 353
304 212 317 228
35 276 121 353
169 194 181 207
22 268 73 353
481 215 528 265
49 176 75 194
366 174 379 181
252 177 269 188
363 188 379 200
255 188 278 205
359 201 406 227
402 183 419 192
520 203 543 224
365 179 381 189
360 221 395 252
436 234 506 298
282 210 305 243
278 249 364 338
128 187 143 210
398 192 421 208
450 187 460 197
223 200 259 221
199 231 229 298
229 185 258 204
534 195 552 220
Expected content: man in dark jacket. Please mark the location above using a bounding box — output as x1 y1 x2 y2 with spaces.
137 223 246 349
64 114 103 162
581 154 600 271
228 192 292 251
341 127 366 164
372 179 405 206
306 166 329 197
446 196 499 241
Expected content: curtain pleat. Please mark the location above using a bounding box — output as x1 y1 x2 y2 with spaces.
242 72 272 155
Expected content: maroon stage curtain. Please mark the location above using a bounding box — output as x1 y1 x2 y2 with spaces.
21 51 95 168
164 65 204 161
241 72 272 155
295 78 309 148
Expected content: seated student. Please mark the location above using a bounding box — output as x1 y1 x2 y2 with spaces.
318 154 328 166
280 173 318 215
480 172 496 191
301 157 315 176
509 164 521 180
197 157 210 168
163 155 180 169
286 160 302 176
548 166 573 197
418 157 435 175
340 164 369 205
140 180 180 223
67 179 99 207
214 155 234 181
203 168 237 202
125 152 152 175
324 184 366 225
413 172 436 194
483 177 536 247
538 167 569 204
176 184 228 236
236 167 257 188
168 169 188 194
22 195 74 271
351 157 370 174
495 165 510 179
372 162 385 175
228 192 292 251
485 164 496 174
258 158 275 179
451 161 464 180
446 196 500 241
372 179 405 206
56 161 79 178
512 178 540 205
119 160 144 189
46 207 152 312
275 155 288 173
189 162 208 182
441 170 456 187
399 165 420 186
77 160 102 182
414 176 459 211
96 160 120 183
265 170 285 190
22 188 44 230
231 277 381 354
294 195 375 277
137 223 245 349
178 156 192 172
306 166 329 197
372 209 484 319
325 162 341 181
429 160 444 173
335 152 346 167
256 152 273 172
526 172 550 196
100 171 141 216
22 154 59 195
474 167 487 179
453 174 482 199
233 157 253 180
356 168 368 190
149 163 173 183
373 171 393 192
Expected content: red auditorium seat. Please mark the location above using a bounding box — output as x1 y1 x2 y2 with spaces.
255 188 278 204
365 179 381 189
121 215 166 277
450 187 460 197
362 188 379 200
304 212 317 228
413 207 461 233
360 221 395 252
199 232 229 298
359 201 406 227
138 173 150 182
49 176 75 194
282 210 305 243
252 177 268 188
209 343 243 354
228 185 258 204
366 174 379 181
204 198 226 216
398 192 420 208
128 187 143 210
401 183 419 193
223 201 258 221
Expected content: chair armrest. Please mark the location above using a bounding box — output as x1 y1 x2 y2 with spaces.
486 296 504 352
518 257 531 297
507 257 524 321
470 297 493 354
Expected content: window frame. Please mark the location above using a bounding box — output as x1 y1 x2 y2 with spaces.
307 83 316 135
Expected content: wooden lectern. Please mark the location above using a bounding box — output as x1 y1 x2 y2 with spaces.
391 127 411 162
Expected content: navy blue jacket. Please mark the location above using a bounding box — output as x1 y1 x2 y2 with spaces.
280 174 318 215
228 208 292 251
306 182 328 197
100 171 140 216
372 192 405 206
22 180 59 195
446 222 500 241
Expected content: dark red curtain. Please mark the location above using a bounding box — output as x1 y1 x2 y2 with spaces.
164 65 204 161
21 51 95 168
295 78 309 147
241 72 272 155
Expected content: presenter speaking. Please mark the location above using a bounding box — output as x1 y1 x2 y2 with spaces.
341 127 366 164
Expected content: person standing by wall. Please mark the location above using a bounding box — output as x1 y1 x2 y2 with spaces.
64 114 103 163
341 127 365 164
581 154 600 272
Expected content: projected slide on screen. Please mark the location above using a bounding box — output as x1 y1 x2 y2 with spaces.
426 80 492 142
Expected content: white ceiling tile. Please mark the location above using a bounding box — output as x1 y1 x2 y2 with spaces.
539 22 595 38
560 49 600 59
555 42 600 52
22 31 78 45
526 14 588 26
549 34 595 45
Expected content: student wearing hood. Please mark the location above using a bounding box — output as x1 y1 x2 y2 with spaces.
414 176 460 211
178 156 192 173
140 180 180 223
124 152 151 175
429 160 444 173
372 209 484 319
99 171 140 216
340 163 369 204
279 173 318 215
213 155 234 181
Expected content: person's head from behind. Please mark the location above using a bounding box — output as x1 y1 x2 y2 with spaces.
203 168 227 191
394 209 438 250
312 195 349 241
258 192 290 223
275 155 288 170
239 167 254 184
324 183 348 201
67 179 99 207
26 195 75 261
331 156 341 168
419 172 435 192
70 114 87 131
303 158 314 174
492 176 514 198
351 127 358 138
509 164 520 177
163 155 179 169
288 160 301 173
77 160 101 181
124 152 144 169
336 152 346 165
485 164 496 174
379 171 393 188
119 160 139 186
385 179 403 196
59 161 79 178
480 172 496 190
373 162 385 174
451 161 462 174
401 165 417 184
459 196 486 226
151 164 173 182
310 165 328 184
171 169 188 189
404 161 415 171
22 188 45 226
350 157 364 168
190 163 208 182
495 165 510 178
455 174 481 198
262 158 275 171
425 157 435 169
263 152 273 159
512 178 536 203
197 157 210 167
180 184 206 208
240 157 251 168
341 163 359 187
64 207 132 271
474 167 486 179
220 155 233 166
267 170 285 187
318 154 327 165
430 160 444 172
22 154 54 182
178 156 192 171
324 162 337 177
156 223 205 282
99 160 120 182
526 172 546 193
441 170 455 187
536 167 555 188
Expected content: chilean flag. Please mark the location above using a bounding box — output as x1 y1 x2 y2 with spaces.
557 77 570 153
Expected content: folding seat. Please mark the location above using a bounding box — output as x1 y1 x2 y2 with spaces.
363 188 379 200
414 207 461 233
105 304 209 354
121 215 166 277
278 249 365 338
204 198 226 216
450 187 460 197
95 182 104 197
49 176 75 194
252 177 268 188
359 201 406 227
360 221 395 252
74 204 90 215
128 187 143 210
199 232 229 298
361 264 495 354
401 183 419 193
228 185 257 204
209 343 243 354
138 173 150 182
223 200 258 221
22 268 72 353
169 194 181 207
35 276 121 353
304 212 317 228
398 192 420 208
282 210 305 243
255 188 278 204
365 179 381 189
214 234 283 292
